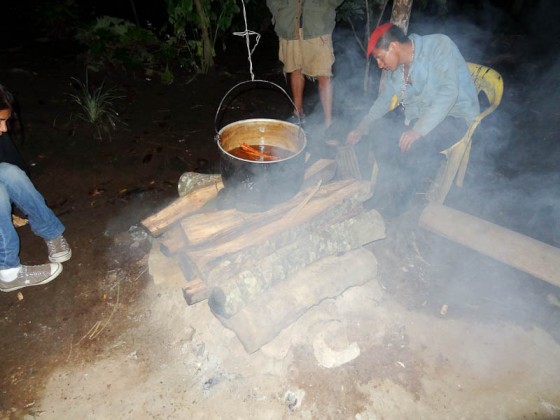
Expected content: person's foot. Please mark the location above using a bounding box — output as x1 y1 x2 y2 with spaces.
46 235 72 263
286 113 306 126
0 263 63 292
323 123 340 147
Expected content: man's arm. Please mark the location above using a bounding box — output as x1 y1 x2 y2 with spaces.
347 72 395 144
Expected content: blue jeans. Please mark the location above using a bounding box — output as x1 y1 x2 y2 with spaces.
0 163 64 269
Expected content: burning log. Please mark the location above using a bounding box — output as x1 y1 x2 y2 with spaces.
214 248 378 353
208 209 385 318
180 179 373 276
180 176 350 247
141 158 336 239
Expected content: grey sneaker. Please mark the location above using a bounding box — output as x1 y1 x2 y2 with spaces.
46 235 72 263
0 263 63 292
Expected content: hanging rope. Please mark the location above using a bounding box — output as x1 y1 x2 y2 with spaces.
232 0 261 80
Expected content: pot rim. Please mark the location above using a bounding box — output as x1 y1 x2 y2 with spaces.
217 118 307 164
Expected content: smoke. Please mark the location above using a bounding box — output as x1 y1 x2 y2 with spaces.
314 1 560 350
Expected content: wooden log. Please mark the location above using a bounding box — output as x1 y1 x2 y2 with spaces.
178 172 222 197
202 201 364 287
175 252 198 281
214 248 378 353
301 158 336 188
141 180 224 236
158 224 188 257
419 203 560 288
142 159 335 237
180 176 340 246
208 209 385 318
182 278 210 305
183 180 373 274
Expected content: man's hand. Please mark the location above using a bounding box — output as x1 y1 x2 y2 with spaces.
399 129 422 152
346 128 364 145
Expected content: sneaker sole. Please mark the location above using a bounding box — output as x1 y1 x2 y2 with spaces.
49 250 72 263
0 264 63 293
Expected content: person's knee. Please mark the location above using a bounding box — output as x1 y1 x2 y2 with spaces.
0 163 28 186
0 183 11 215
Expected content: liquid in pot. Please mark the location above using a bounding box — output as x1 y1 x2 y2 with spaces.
227 144 293 162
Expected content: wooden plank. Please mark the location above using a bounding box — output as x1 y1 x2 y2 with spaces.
419 203 560 288
142 158 335 237
183 180 372 273
158 224 188 257
141 180 224 236
180 175 336 246
301 158 336 187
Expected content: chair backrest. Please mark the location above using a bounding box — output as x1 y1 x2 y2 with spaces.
467 63 503 120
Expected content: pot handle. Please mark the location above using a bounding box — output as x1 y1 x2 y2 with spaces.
214 79 300 137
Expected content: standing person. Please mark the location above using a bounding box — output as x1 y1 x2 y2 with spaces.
0 84 71 292
346 23 479 217
266 0 344 130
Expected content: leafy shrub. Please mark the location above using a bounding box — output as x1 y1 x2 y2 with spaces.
76 16 196 82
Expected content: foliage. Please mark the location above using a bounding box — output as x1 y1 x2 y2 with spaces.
68 75 126 141
34 0 80 40
75 16 194 83
75 0 253 81
164 0 241 74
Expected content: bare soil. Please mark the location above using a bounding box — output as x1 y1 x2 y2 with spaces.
1 25 559 420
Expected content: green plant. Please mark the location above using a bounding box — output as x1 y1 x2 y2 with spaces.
68 75 125 141
164 0 241 73
76 16 160 72
34 0 79 40
76 15 196 83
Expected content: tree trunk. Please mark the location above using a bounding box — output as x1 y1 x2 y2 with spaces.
193 0 214 73
390 0 414 34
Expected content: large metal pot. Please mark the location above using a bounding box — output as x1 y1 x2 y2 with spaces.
214 81 307 212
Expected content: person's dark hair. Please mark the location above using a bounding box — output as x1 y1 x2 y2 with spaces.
377 25 409 50
0 84 24 142
0 84 28 172
0 84 14 112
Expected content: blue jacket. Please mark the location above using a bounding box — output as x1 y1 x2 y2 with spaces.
359 33 480 137
266 0 344 40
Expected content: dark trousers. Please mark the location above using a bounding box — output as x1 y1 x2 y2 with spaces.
356 107 468 215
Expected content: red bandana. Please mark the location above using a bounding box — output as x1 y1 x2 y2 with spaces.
366 22 394 58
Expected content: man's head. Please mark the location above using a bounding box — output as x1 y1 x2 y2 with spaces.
367 24 410 71
0 85 14 136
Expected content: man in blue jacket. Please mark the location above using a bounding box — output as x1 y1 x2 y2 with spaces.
266 0 344 130
347 23 479 217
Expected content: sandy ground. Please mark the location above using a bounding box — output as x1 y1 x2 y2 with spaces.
33 239 560 419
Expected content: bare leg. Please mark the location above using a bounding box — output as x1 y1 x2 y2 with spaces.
290 70 305 117
318 75 333 128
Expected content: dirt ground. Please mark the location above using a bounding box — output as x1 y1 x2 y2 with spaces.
1 17 560 420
